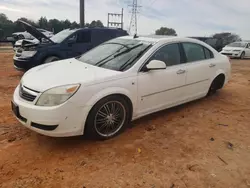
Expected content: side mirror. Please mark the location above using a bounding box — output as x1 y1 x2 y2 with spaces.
146 60 166 71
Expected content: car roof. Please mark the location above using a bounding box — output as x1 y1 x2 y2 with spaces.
71 27 127 32
118 35 203 44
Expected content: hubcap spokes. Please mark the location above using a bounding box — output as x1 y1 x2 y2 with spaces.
95 101 126 137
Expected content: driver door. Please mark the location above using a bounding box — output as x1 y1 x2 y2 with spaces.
137 43 187 116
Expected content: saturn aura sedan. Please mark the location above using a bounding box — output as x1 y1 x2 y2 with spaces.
11 36 231 140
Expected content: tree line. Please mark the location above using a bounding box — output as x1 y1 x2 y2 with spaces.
0 12 242 47
155 27 242 47
0 13 104 39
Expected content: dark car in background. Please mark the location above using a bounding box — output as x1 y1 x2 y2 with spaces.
189 37 224 52
13 21 128 71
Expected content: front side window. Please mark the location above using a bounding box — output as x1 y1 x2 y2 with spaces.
183 43 206 62
77 38 152 71
149 43 181 66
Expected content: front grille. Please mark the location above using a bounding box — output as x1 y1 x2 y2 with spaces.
19 85 38 102
222 53 232 56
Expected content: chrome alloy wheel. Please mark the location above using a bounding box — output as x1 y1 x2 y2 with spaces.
94 101 126 137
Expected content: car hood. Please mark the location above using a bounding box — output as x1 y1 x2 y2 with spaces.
14 39 39 47
21 58 122 92
223 46 244 51
18 20 54 43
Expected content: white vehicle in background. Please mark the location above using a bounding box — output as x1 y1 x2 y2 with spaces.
12 36 231 140
220 41 250 59
13 29 54 52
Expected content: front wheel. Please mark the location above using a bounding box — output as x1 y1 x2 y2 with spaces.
240 51 245 59
85 95 131 140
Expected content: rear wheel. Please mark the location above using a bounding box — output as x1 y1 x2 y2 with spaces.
240 51 245 59
43 56 59 64
84 95 131 140
207 74 225 96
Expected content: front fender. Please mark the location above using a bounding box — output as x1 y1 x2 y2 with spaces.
85 87 136 112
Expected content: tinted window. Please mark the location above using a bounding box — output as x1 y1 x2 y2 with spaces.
77 31 91 43
183 43 206 62
204 47 214 59
150 43 181 66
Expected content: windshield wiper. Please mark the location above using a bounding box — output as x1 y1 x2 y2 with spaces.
96 43 143 67
95 46 126 66
119 44 152 71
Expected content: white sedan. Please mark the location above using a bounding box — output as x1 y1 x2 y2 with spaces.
220 41 250 59
12 36 231 140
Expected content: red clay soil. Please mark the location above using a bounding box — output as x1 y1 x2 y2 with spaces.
0 52 250 188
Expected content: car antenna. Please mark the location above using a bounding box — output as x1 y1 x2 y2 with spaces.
133 34 139 39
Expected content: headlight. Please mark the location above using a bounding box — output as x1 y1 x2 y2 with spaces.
36 84 80 106
233 50 241 52
21 51 37 58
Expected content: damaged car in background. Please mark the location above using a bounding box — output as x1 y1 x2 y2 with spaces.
13 20 128 71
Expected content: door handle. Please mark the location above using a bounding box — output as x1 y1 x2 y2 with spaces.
209 64 216 68
176 69 186 74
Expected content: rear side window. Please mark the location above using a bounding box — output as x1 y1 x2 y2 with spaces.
77 31 91 43
183 43 205 62
183 42 214 62
204 47 214 59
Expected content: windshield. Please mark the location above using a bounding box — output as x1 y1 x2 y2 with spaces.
227 42 247 48
77 38 152 71
50 29 76 43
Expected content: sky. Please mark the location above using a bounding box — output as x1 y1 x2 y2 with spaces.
0 0 250 39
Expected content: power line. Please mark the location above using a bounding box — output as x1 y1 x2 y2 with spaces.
128 0 141 35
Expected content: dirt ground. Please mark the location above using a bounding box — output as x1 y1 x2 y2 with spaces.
0 51 250 188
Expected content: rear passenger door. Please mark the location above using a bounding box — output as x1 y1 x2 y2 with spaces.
181 42 215 99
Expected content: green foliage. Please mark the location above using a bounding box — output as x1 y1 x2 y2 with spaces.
212 32 241 46
85 20 104 28
155 27 177 36
0 13 104 39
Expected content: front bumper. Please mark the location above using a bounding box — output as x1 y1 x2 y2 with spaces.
220 51 242 58
12 85 91 137
13 55 34 71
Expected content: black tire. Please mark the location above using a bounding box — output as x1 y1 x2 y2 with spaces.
207 75 225 96
240 51 245 59
84 95 131 140
43 56 59 64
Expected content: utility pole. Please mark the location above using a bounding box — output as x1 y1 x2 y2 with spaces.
107 9 124 29
129 0 141 35
80 0 85 27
